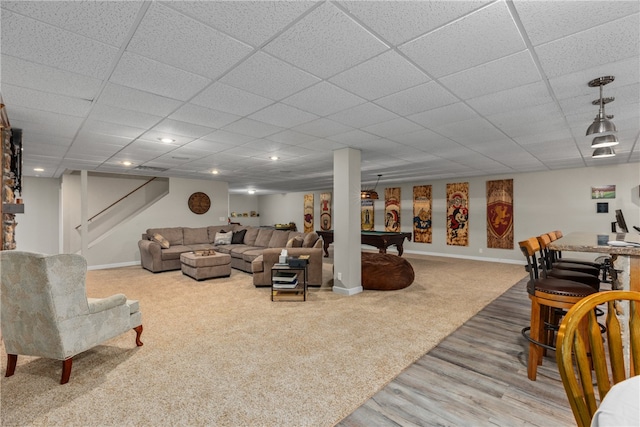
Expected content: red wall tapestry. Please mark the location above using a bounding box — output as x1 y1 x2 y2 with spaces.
446 182 469 246
486 179 514 249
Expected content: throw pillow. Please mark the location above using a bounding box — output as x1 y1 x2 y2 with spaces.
152 233 170 249
293 236 304 247
302 232 318 248
231 229 247 244
214 231 233 245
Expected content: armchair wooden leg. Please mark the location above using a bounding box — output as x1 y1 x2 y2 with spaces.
61 358 72 384
134 325 143 347
5 354 17 377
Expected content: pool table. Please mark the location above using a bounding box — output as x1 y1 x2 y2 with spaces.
316 230 412 257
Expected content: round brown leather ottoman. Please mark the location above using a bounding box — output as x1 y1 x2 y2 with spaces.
361 252 415 290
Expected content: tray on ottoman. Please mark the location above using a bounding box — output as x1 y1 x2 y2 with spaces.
180 251 231 281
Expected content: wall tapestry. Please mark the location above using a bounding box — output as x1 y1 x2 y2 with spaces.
385 187 401 232
303 193 314 233
446 182 469 246
486 179 514 249
413 185 432 243
361 199 374 231
320 192 332 231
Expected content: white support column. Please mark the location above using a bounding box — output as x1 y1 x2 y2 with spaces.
332 148 363 295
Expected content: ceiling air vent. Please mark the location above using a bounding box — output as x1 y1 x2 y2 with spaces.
134 166 169 172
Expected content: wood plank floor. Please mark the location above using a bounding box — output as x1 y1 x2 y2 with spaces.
337 279 579 427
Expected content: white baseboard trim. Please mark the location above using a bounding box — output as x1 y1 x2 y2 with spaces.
332 284 363 296
87 261 140 271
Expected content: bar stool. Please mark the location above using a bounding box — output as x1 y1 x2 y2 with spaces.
551 230 611 282
519 237 597 380
537 234 601 290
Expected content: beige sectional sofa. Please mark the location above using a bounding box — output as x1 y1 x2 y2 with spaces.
138 224 323 287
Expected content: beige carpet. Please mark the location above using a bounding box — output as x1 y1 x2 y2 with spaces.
1 254 525 426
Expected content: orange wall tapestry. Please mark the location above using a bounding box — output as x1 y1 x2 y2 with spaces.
361 200 374 231
446 182 469 246
384 187 401 232
319 192 332 231
303 193 314 233
413 185 432 243
486 179 514 249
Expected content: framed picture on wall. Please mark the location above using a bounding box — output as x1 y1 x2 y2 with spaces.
591 185 615 199
596 202 609 213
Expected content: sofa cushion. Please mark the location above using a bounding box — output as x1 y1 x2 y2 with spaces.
208 226 229 243
152 233 170 249
254 229 274 247
214 231 233 245
268 230 290 248
242 249 264 263
302 232 319 248
148 227 183 245
286 236 304 248
160 245 190 260
183 227 209 245
231 229 247 244
229 246 260 258
188 243 215 252
243 227 259 245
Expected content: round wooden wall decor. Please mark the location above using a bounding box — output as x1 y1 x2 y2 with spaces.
188 192 211 214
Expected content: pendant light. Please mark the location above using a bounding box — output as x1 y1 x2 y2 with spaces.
592 147 616 158
361 174 382 200
585 76 616 137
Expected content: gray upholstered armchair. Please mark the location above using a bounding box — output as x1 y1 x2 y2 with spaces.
0 251 143 384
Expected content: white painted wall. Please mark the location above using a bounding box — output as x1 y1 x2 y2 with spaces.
257 163 640 263
15 176 60 254
15 163 639 268
229 194 260 227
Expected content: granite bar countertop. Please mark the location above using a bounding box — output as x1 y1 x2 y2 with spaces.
549 232 640 256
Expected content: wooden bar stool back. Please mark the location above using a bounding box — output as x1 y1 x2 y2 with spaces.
537 234 601 290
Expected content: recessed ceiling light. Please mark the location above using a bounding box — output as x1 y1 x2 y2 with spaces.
34 168 44 172
211 170 219 175
270 156 279 161
159 138 175 143
122 161 132 166
248 190 256 194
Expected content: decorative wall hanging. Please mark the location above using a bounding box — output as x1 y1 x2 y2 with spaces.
361 200 374 231
446 182 469 246
303 193 314 232
413 185 432 243
597 202 609 213
486 179 513 249
591 185 615 199
320 192 332 230
384 187 401 232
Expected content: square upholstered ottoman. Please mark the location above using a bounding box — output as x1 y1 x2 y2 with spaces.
180 252 231 281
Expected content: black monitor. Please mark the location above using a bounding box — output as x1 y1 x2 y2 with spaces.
615 209 629 233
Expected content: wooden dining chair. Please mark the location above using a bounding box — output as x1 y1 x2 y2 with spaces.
556 290 640 427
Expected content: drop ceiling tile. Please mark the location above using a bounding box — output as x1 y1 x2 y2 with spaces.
9 112 83 139
514 0 640 46
99 83 183 117
293 118 354 138
549 57 640 101
432 118 506 145
2 55 103 100
329 50 430 100
466 81 555 116
24 143 69 157
374 81 458 116
82 119 146 140
191 82 273 116
440 51 541 100
3 83 92 118
340 1 490 46
514 129 576 146
137 130 195 146
264 2 388 79
408 102 478 128
221 52 320 100
74 131 133 148
266 130 319 146
2 1 143 46
110 52 211 101
222 118 284 138
327 103 398 129
281 81 366 116
327 129 380 145
127 2 253 80
167 1 316 47
1 10 119 79
361 117 423 139
169 104 240 129
202 130 256 145
89 104 162 129
535 14 639 78
183 139 236 153
249 103 318 128
150 119 216 140
389 129 449 148
400 2 525 78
